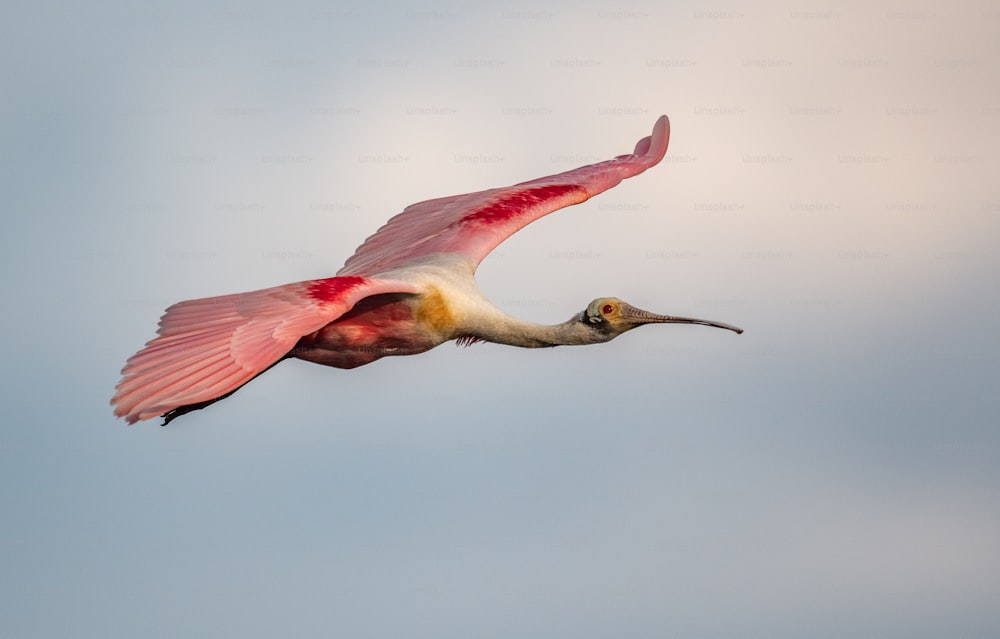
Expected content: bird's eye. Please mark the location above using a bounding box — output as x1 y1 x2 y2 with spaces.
602 304 615 315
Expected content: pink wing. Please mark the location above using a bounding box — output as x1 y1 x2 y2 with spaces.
112 275 419 424
339 115 670 276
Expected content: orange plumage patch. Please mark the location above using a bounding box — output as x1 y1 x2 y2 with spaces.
415 287 456 333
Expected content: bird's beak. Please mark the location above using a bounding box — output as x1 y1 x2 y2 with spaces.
621 303 743 334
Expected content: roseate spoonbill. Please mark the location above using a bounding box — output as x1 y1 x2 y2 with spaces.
112 115 742 425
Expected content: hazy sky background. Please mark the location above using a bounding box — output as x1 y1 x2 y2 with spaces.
2 1 998 637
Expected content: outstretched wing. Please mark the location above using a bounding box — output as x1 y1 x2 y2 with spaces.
112 275 419 424
338 115 670 276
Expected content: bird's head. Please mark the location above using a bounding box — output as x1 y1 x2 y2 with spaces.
580 297 743 341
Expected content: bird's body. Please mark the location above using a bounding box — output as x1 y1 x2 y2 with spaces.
112 115 742 424
293 254 482 368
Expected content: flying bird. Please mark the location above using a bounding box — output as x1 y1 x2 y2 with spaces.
112 115 742 424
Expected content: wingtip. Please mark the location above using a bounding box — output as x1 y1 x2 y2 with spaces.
653 114 670 151
631 115 670 163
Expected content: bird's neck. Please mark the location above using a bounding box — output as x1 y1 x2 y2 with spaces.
469 313 602 348
412 277 606 348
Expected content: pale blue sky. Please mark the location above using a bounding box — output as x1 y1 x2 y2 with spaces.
2 1 999 637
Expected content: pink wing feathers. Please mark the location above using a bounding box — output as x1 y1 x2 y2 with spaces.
338 115 670 277
112 275 419 423
113 116 669 424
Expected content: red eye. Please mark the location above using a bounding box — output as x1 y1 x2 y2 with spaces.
602 304 614 314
